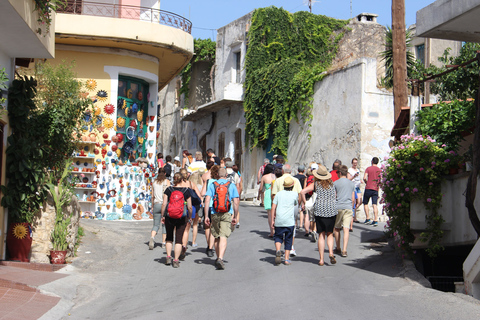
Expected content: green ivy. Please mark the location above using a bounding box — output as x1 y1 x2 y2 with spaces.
180 38 216 105
0 67 7 111
244 7 348 155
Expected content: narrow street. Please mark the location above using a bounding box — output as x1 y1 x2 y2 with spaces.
48 202 479 319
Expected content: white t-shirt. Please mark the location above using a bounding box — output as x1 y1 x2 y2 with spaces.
153 180 168 204
348 167 361 189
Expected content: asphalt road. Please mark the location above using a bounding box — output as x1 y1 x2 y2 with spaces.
41 202 480 320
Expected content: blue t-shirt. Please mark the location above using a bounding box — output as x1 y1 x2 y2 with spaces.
273 190 298 227
206 178 239 214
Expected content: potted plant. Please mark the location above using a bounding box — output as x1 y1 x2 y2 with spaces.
47 161 74 264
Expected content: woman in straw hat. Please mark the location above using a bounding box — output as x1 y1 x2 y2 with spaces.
300 165 338 266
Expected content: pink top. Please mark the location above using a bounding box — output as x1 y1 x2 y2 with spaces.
365 165 381 191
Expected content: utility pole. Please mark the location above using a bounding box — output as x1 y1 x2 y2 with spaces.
392 0 408 122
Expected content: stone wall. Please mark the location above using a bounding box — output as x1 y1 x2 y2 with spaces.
331 18 386 85
30 191 81 263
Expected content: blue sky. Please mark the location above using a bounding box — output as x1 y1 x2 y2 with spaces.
161 0 435 40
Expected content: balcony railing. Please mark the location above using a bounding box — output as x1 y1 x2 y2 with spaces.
58 1 192 34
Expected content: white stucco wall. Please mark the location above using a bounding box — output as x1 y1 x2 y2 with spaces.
288 58 394 173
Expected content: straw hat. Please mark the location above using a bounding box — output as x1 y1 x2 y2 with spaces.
313 165 332 180
283 176 295 188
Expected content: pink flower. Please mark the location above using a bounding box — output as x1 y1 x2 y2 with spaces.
420 167 424 171
429 182 433 186
405 187 410 192
413 188 418 193
397 203 401 207
431 161 436 166
445 159 450 163
427 198 432 202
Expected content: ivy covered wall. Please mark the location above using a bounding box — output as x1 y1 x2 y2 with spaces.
244 6 348 156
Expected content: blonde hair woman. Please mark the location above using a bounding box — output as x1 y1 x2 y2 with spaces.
301 165 338 266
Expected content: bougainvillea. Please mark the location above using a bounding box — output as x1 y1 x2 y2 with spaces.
380 134 462 257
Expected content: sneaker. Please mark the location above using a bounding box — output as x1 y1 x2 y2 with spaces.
207 248 215 257
192 243 198 248
236 223 240 228
304 232 311 238
172 260 180 268
290 249 297 257
162 242 166 248
364 219 372 225
341 251 348 257
179 246 187 260
310 232 318 243
215 258 225 270
148 238 154 250
165 256 172 265
275 250 282 265
372 221 378 227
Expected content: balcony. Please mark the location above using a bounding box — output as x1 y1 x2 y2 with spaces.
55 1 194 89
0 0 55 59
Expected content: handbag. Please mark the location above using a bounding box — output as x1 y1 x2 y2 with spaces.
189 187 202 206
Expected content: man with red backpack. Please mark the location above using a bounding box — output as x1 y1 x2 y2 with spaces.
204 167 240 270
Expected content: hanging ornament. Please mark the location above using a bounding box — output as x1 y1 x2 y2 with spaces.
101 148 107 158
129 119 137 129
86 79 97 91
116 148 122 158
117 98 126 110
112 144 118 152
94 106 102 116
104 117 114 129
137 109 143 122
127 89 133 99
138 91 143 100
104 104 115 115
116 133 124 142
149 116 155 122
117 117 125 128
97 90 108 102
132 103 138 113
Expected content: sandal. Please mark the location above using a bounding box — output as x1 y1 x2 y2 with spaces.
341 251 347 257
329 255 337 264
284 259 291 265
318 261 324 266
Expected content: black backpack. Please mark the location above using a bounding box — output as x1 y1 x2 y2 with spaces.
164 163 172 178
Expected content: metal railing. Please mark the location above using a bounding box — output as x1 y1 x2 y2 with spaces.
58 1 192 34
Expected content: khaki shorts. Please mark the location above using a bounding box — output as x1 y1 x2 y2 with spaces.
334 209 353 229
211 212 233 238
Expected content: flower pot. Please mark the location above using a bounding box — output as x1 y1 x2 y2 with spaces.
449 168 459 175
6 223 32 262
50 250 67 264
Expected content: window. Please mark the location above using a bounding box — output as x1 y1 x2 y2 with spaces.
416 44 425 66
234 51 241 83
218 132 225 159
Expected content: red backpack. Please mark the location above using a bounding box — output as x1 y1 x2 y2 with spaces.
213 181 231 213
306 175 315 200
167 189 186 219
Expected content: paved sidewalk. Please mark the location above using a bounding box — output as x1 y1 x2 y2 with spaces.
0 261 67 320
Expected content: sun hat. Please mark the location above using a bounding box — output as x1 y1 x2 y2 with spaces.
174 156 180 162
313 165 332 180
311 163 319 170
283 176 295 188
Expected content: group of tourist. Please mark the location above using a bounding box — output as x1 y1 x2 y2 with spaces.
150 149 241 269
258 156 381 266
150 149 382 268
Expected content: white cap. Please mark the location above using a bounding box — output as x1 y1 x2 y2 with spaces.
311 163 319 170
174 156 180 161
